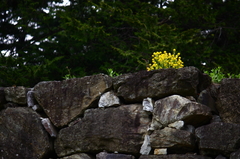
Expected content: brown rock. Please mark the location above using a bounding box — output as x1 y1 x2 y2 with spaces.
54 104 151 157
153 95 212 127
113 67 211 103
216 79 240 124
0 107 52 159
139 154 212 159
150 127 196 154
4 86 28 105
195 122 240 157
33 74 112 128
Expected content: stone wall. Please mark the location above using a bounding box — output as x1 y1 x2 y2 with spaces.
1 66 240 159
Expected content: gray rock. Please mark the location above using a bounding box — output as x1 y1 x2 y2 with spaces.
139 154 212 159
27 89 36 108
153 95 212 127
33 74 112 128
211 115 222 123
216 79 240 124
41 117 58 137
195 122 240 157
98 91 120 108
230 149 240 159
0 107 52 159
113 67 211 103
198 89 215 112
148 118 163 131
61 153 95 159
4 86 27 105
96 151 135 159
182 125 195 134
54 104 151 157
32 104 43 111
150 127 196 154
215 155 227 159
168 120 184 129
142 97 154 112
140 134 151 155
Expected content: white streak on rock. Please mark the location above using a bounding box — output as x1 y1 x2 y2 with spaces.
142 97 153 112
140 134 151 155
98 91 120 108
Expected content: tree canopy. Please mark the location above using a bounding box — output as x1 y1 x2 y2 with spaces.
1 0 240 87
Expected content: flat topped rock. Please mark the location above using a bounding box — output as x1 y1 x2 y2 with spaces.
33 74 112 128
54 104 151 157
196 122 240 157
113 67 211 103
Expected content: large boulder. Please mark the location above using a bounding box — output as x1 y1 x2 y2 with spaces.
216 79 240 124
195 122 240 157
139 154 212 159
152 95 212 128
150 127 196 154
113 67 211 103
33 74 112 128
0 107 52 159
4 86 28 105
54 104 151 157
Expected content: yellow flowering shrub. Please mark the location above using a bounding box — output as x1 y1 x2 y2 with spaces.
147 49 184 71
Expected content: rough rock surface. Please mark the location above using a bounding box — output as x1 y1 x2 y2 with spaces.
60 153 95 159
195 122 240 157
4 86 28 105
139 154 212 159
33 74 112 127
216 79 240 124
96 152 135 159
154 149 167 155
54 104 151 157
152 95 212 127
98 91 120 108
140 134 151 155
197 84 219 114
230 149 240 159
113 67 211 102
0 107 52 159
41 117 58 137
150 127 196 154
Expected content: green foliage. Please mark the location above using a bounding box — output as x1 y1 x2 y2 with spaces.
147 49 184 70
63 67 76 80
204 67 225 83
204 67 240 83
106 68 121 77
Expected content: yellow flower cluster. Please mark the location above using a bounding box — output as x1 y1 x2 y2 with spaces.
147 49 184 71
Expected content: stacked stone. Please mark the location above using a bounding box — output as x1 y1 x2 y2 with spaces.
1 67 240 159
